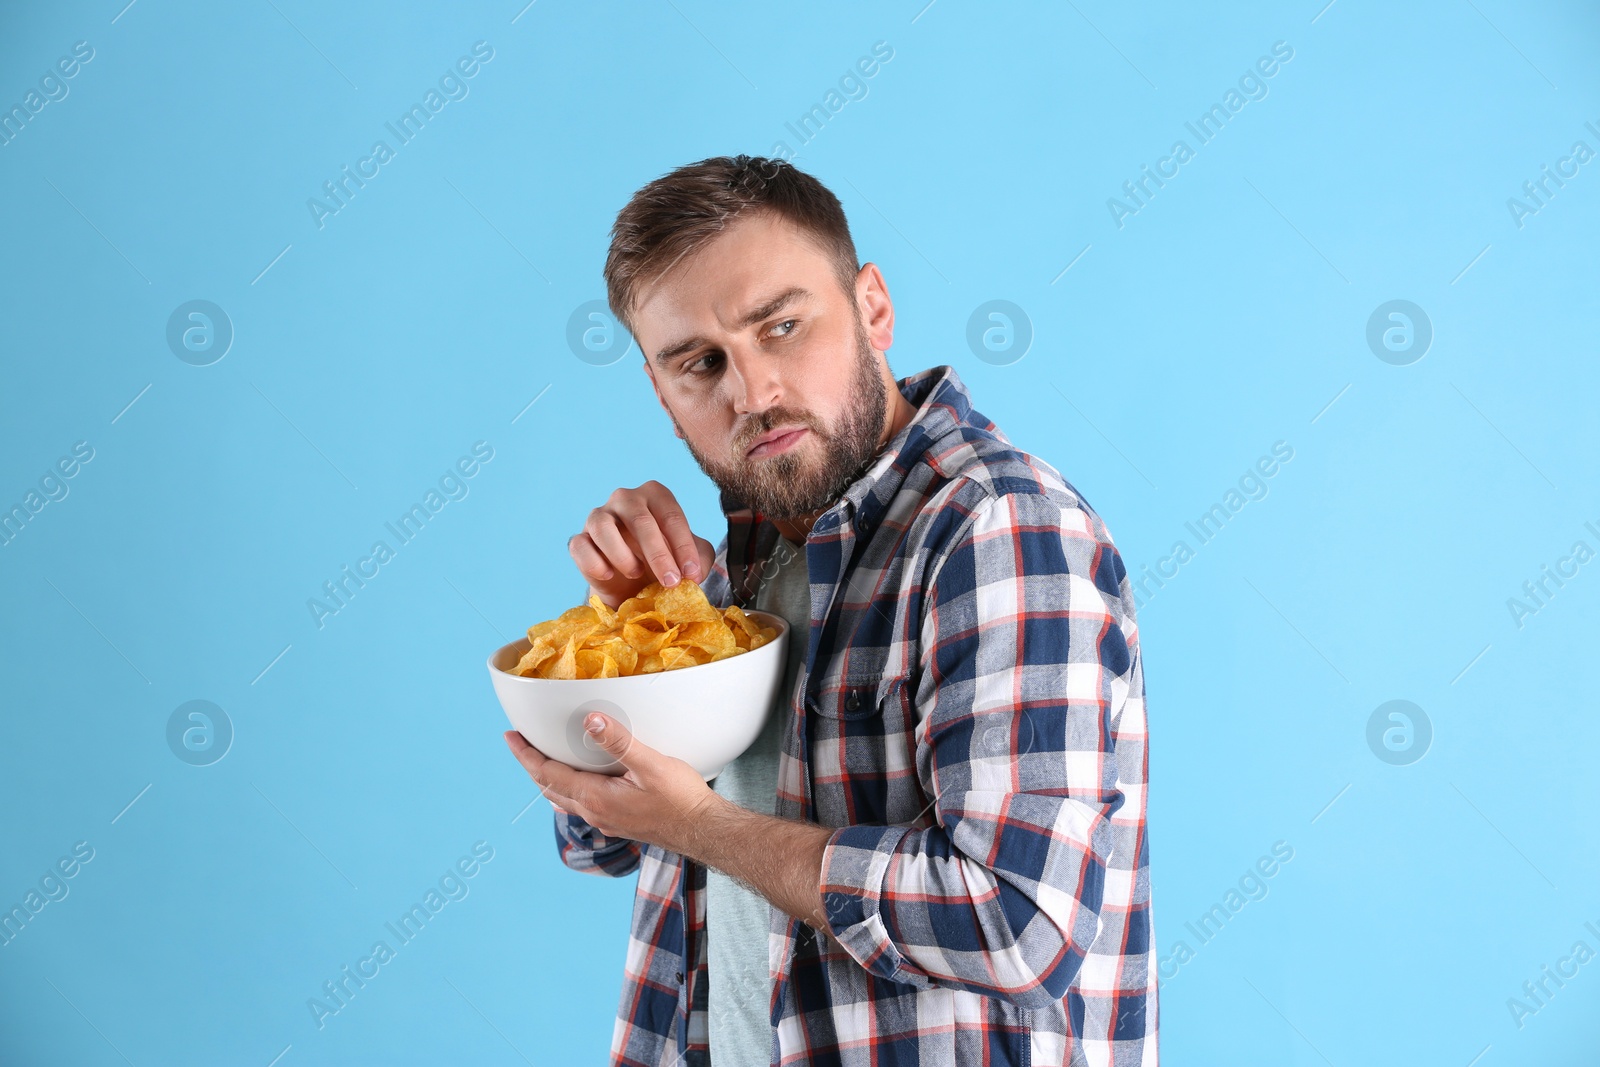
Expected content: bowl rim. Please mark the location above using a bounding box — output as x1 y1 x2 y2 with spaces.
487 606 790 684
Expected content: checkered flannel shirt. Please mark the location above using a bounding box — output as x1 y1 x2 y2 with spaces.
553 364 1158 1066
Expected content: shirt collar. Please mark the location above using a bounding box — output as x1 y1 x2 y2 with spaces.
835 362 993 523
717 364 996 602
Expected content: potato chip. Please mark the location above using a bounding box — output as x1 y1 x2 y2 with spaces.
511 578 778 679
655 580 724 624
588 594 618 630
530 603 593 638
722 604 760 637
545 635 580 680
675 620 737 657
624 621 681 656
592 635 639 675
614 591 656 625
658 646 694 670
573 648 620 679
512 641 558 676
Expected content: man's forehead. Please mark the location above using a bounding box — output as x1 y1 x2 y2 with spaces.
634 216 833 355
638 215 816 316
639 259 786 328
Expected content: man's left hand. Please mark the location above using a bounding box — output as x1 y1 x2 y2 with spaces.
503 712 720 855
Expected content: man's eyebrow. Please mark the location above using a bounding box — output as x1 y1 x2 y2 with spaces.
652 286 813 368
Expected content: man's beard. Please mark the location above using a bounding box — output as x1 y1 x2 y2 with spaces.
675 314 889 522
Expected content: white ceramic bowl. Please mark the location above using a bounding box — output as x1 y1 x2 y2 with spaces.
488 610 789 780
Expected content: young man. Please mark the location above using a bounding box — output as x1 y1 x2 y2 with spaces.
504 155 1157 1066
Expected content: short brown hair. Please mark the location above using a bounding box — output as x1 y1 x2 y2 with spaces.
604 155 860 344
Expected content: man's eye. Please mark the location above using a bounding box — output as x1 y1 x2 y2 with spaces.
769 319 798 338
686 352 721 375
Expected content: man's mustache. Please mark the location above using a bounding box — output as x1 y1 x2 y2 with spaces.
737 412 818 455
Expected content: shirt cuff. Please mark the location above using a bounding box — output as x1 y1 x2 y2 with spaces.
819 823 917 982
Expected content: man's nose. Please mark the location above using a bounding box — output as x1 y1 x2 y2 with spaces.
723 342 782 416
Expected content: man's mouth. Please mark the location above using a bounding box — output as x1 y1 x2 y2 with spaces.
745 425 809 458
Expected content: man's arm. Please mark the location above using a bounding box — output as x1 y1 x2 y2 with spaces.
510 726 843 939
674 798 837 935
812 489 1150 1013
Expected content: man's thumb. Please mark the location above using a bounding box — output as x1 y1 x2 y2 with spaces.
693 536 715 581
586 713 642 763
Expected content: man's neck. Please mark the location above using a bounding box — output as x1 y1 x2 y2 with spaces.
770 372 918 544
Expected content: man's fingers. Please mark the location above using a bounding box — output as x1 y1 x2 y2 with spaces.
569 533 614 583
578 484 705 592
541 784 583 815
503 731 631 835
504 732 571 807
693 535 715 582
647 493 703 580
638 481 702 580
535 751 592 804
587 513 643 580
505 730 591 804
617 503 681 587
504 730 552 779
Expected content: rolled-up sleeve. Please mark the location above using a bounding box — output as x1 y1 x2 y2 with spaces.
819 488 1151 1017
553 808 643 877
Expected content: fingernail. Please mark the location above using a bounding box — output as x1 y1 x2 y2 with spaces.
662 570 679 586
683 558 699 577
585 714 604 734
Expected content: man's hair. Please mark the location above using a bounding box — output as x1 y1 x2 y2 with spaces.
604 155 860 345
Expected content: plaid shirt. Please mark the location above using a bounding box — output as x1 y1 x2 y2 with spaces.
553 364 1158 1066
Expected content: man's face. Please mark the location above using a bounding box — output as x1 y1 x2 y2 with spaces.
634 210 889 521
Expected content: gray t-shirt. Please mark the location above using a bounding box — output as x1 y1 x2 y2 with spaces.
706 535 809 1066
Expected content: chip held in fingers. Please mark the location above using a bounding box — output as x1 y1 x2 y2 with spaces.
512 579 780 680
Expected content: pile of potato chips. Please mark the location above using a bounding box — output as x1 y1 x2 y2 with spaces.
510 579 780 679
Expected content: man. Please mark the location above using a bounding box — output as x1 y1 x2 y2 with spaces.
504 155 1157 1066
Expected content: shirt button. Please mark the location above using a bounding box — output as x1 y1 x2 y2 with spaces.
846 691 861 711
675 970 684 983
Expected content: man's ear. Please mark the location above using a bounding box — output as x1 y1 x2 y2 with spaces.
856 262 895 353
642 359 685 440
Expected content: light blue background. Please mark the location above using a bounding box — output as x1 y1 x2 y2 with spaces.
2 1 1597 1063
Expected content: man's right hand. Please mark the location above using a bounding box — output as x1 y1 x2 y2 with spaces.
569 480 716 609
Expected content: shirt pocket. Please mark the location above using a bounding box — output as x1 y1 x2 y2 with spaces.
806 674 932 827
808 677 886 720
